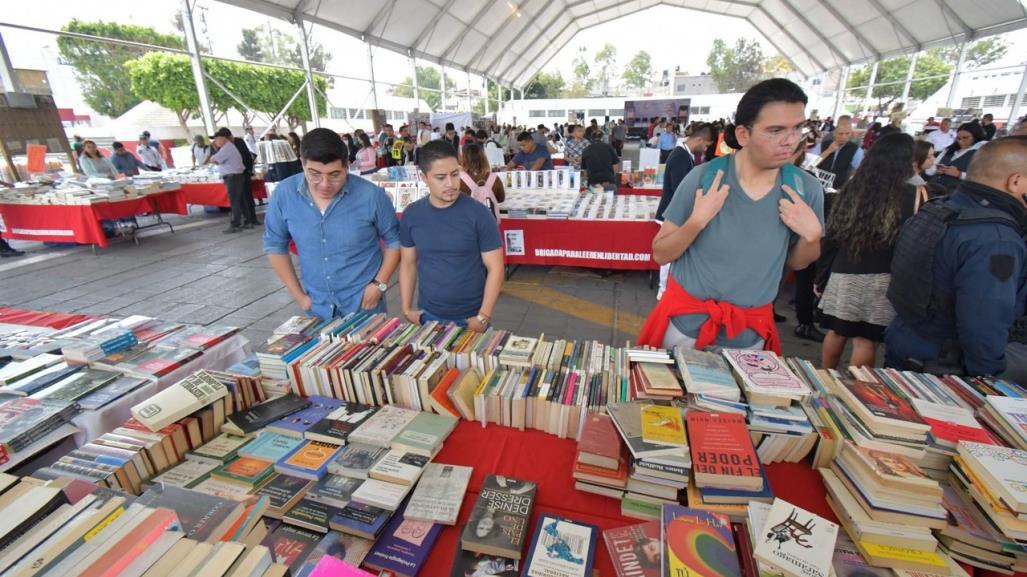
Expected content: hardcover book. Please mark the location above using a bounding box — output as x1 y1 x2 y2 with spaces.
304 403 379 445
368 449 431 485
364 501 443 577
238 432 305 462
268 396 346 438
348 404 420 448
390 411 459 458
450 549 520 577
640 405 687 448
522 515 598 577
404 462 473 525
602 521 661 577
577 413 622 470
329 443 390 479
688 412 761 490
130 370 228 432
752 499 839 577
662 505 739 577
460 475 537 559
223 393 311 435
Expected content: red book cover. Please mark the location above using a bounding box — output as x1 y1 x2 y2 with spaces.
578 413 621 461
429 367 462 417
78 507 179 577
687 412 760 480
573 454 628 481
840 378 925 424
732 522 759 577
602 521 661 577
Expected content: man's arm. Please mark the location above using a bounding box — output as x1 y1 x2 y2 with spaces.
268 254 311 312
955 240 1025 375
529 156 546 170
470 248 504 332
399 247 420 324
652 170 728 265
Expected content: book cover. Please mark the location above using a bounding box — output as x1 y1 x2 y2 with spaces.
687 412 761 486
831 534 892 577
149 457 219 488
983 395 1027 444
295 530 374 577
522 515 598 577
329 501 392 538
391 411 458 457
189 432 253 463
259 333 312 356
752 499 839 577
577 413 622 465
602 521 661 577
364 502 443 576
262 522 324 575
256 473 315 514
307 553 377 577
348 404 420 448
350 478 411 511
461 475 537 559
606 402 674 458
213 455 276 486
637 363 682 393
308 474 365 507
283 497 344 532
277 440 343 480
130 370 227 432
0 397 77 452
269 396 346 437
76 375 149 411
836 378 925 425
722 350 808 395
450 549 520 577
640 405 687 447
134 483 243 542
404 462 473 525
369 449 430 485
238 432 305 462
32 367 119 401
957 441 1027 514
305 403 379 444
662 505 739 577
674 347 740 400
225 394 311 435
329 443 390 479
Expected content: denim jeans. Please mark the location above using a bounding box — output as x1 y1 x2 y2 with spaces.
420 309 468 327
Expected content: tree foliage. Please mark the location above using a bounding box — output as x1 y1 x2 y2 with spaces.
127 52 327 134
846 52 951 110
57 19 184 118
235 26 331 71
706 38 770 92
622 51 653 89
932 37 1008 70
524 71 566 99
391 66 460 111
594 43 617 95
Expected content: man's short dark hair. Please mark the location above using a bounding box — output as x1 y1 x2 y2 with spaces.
689 123 713 141
983 113 994 121
417 140 458 172
112 142 124 150
300 128 348 165
445 122 455 131
475 129 489 140
517 131 533 143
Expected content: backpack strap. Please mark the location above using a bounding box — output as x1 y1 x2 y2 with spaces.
459 171 479 196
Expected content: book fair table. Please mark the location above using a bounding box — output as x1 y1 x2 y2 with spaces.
499 218 660 271
616 185 662 197
0 187 187 249
179 178 267 208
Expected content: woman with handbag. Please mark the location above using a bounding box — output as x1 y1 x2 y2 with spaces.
818 133 920 369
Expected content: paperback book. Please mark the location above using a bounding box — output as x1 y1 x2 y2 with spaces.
752 498 839 577
522 515 598 577
661 506 739 577
404 462 473 525
461 475 537 559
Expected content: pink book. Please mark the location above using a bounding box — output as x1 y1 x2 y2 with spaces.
370 317 401 343
308 554 376 577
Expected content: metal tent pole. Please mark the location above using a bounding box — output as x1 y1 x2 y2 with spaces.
295 15 321 128
901 51 919 104
180 0 215 135
1007 62 1027 131
946 41 971 109
863 61 879 115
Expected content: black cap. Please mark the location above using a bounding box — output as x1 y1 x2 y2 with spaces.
210 127 232 140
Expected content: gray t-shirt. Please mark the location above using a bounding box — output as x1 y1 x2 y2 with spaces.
662 155 825 347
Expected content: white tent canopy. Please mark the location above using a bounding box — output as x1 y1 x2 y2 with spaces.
218 0 1027 87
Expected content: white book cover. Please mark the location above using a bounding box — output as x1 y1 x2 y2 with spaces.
747 502 786 577
368 449 430 485
722 350 810 397
130 370 227 431
957 441 1027 514
404 463 473 525
150 458 219 488
753 498 838 577
985 395 1027 444
350 478 411 511
348 405 420 448
674 346 741 401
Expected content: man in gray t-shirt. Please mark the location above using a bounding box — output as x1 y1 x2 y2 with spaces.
646 78 825 351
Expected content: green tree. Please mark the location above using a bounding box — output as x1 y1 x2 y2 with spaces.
622 50 653 89
594 43 617 95
846 52 951 112
391 66 460 111
524 71 565 99
932 37 1008 70
236 26 331 71
237 29 265 62
706 38 769 92
572 46 592 89
57 19 184 118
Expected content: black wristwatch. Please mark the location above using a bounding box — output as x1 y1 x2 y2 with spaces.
370 280 388 293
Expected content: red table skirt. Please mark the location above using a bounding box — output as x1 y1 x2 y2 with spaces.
0 306 97 329
179 179 266 208
499 219 659 271
0 188 187 248
616 185 662 197
553 158 567 166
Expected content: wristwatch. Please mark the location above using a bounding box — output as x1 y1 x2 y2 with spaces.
476 314 491 327
370 280 388 293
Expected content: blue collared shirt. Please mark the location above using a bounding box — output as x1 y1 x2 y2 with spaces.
211 141 244 176
263 173 401 319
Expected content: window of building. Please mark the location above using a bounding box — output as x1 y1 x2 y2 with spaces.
587 109 606 116
960 96 981 109
329 107 346 119
548 109 565 117
529 109 546 117
983 94 1006 107
347 108 365 119
608 109 624 116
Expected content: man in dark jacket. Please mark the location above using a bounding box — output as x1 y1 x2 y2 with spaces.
885 137 1027 376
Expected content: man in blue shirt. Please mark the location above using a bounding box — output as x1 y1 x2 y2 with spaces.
110 142 145 176
400 141 504 331
506 132 553 170
263 129 401 320
658 122 677 164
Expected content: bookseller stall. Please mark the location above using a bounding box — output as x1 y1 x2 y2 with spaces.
0 186 187 248
178 179 267 208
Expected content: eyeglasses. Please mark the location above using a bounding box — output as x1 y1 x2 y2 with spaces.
306 170 346 185
747 125 806 143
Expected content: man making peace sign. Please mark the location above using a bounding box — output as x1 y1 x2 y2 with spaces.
639 79 825 353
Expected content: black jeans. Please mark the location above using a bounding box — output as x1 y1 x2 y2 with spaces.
223 173 253 228
794 263 817 325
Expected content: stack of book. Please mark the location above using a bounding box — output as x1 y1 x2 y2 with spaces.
750 498 839 577
687 410 771 522
978 395 1027 449
61 328 138 363
0 397 80 467
946 442 1027 573
573 413 628 499
820 440 951 572
747 403 817 464
256 333 316 383
673 346 741 402
723 349 811 407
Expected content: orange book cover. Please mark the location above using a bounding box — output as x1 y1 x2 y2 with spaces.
222 456 273 478
79 507 179 577
283 440 339 470
573 452 628 480
429 368 462 418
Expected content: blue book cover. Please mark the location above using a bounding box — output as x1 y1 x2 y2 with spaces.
329 501 392 539
269 396 346 437
226 355 261 377
239 431 305 462
521 515 597 577
698 461 773 502
364 501 442 576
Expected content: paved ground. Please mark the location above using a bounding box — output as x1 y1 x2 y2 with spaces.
0 206 827 362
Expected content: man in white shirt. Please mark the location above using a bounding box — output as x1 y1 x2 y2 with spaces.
136 134 166 171
243 126 258 156
417 122 432 147
925 117 955 152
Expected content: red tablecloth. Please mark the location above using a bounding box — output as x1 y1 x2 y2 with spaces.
0 306 97 329
0 188 187 248
500 219 659 271
179 179 267 207
553 158 567 166
616 186 662 197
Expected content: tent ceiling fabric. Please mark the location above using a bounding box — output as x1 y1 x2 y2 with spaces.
219 0 1027 88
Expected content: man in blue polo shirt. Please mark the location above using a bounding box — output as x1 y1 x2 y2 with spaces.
658 121 677 164
506 131 553 170
400 141 504 331
263 129 401 320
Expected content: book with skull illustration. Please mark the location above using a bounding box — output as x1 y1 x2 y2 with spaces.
752 498 838 577
722 350 811 407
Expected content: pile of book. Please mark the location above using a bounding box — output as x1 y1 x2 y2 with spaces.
687 410 772 522
978 395 1027 449
573 413 628 500
0 396 80 467
745 499 839 577
819 440 951 572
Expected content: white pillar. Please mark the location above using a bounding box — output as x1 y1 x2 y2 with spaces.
410 54 420 111
465 70 472 112
367 42 379 111
180 0 215 135
295 16 321 128
946 41 971 109
901 51 919 104
833 66 849 119
484 76 490 116
863 61 879 115
0 30 21 94
1007 62 1027 131
441 65 448 111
